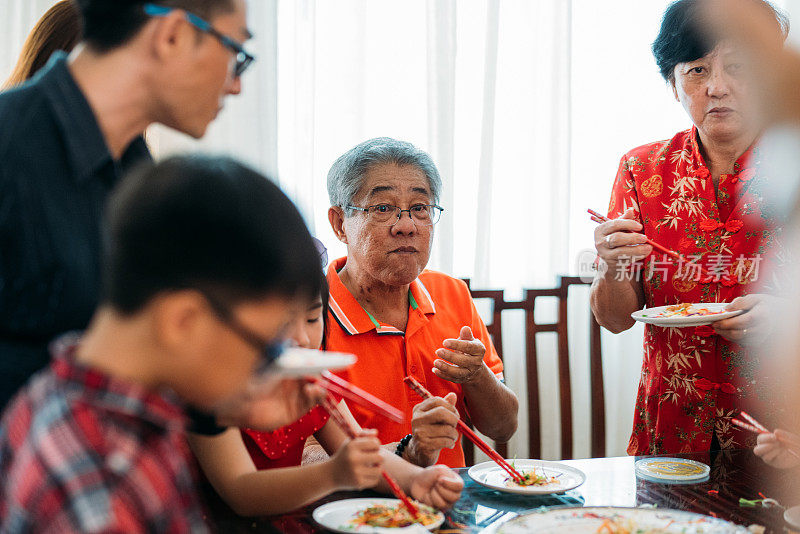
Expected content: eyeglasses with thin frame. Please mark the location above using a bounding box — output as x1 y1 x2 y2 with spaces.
202 292 285 375
143 3 255 78
346 203 444 227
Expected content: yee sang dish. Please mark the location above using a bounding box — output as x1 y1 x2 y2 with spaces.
351 502 442 529
505 467 560 488
654 303 727 318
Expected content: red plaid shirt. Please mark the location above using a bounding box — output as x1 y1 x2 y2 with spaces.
0 337 209 533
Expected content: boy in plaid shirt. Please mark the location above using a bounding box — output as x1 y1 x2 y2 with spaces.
0 155 324 533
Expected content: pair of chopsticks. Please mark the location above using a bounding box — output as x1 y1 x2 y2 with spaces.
320 394 421 520
732 411 800 459
403 376 526 484
588 208 717 280
312 371 405 424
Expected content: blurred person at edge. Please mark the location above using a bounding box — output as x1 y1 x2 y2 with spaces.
0 155 325 532
319 137 518 469
700 0 800 469
590 0 791 456
3 0 82 88
0 0 315 434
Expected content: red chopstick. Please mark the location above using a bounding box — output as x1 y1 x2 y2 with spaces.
740 411 768 433
313 371 404 424
732 418 764 435
320 394 421 520
403 376 526 484
733 411 800 460
588 208 717 280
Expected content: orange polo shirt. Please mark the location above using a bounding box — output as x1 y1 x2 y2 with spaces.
325 257 504 467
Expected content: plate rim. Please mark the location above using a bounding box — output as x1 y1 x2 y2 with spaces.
311 497 444 533
784 504 800 529
467 459 586 495
479 505 748 533
273 348 357 376
634 457 710 481
631 303 743 327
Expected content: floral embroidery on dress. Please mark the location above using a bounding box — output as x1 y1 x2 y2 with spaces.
608 127 786 455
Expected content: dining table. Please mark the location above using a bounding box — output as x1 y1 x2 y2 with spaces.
205 448 799 533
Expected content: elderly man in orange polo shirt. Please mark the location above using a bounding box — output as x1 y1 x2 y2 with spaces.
323 137 519 468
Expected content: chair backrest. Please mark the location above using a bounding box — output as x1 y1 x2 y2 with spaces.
462 276 605 461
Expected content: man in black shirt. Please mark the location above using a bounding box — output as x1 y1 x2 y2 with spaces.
0 0 254 409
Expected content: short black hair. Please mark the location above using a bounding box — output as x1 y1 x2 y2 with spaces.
652 0 788 81
103 155 322 314
75 0 234 52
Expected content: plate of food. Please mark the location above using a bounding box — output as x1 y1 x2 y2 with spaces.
467 459 585 496
272 347 357 377
481 506 749 533
631 303 743 327
312 498 444 533
634 457 710 483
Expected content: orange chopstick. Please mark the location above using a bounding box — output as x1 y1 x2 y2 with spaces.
314 371 404 424
588 208 719 280
320 395 420 520
403 376 525 484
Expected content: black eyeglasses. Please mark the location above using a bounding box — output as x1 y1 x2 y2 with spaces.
346 203 444 227
202 292 285 374
144 3 255 78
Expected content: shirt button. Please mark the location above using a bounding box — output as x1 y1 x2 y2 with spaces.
410 365 418 373
107 451 131 474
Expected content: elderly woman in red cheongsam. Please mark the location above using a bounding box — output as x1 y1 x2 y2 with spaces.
590 0 789 456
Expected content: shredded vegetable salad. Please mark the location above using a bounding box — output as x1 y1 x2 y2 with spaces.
351 502 440 528
656 303 724 318
506 467 560 487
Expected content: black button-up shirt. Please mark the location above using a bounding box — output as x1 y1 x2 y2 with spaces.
0 53 151 408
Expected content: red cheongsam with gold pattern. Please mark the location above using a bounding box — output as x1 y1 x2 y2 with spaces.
608 127 786 455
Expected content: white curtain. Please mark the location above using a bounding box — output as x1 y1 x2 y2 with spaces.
4 0 800 459
0 0 69 83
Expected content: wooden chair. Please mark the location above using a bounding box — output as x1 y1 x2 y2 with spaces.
462 276 605 462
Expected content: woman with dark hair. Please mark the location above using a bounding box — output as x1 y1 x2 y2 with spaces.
591 0 789 455
3 0 82 89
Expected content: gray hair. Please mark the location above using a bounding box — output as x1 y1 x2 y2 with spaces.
327 137 442 213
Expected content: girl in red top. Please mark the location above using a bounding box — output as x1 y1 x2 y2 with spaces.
188 277 463 515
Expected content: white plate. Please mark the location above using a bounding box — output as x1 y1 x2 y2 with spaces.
481 506 748 533
468 459 586 496
312 498 444 533
784 504 800 529
631 303 744 327
272 348 356 377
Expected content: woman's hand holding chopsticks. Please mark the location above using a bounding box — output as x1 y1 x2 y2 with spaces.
593 208 653 270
